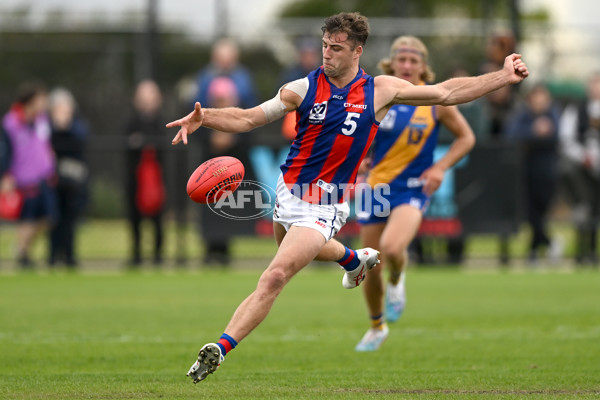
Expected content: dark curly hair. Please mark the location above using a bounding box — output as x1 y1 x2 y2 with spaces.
321 12 370 49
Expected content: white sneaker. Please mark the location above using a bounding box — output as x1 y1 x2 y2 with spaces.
385 274 406 323
342 248 380 289
355 324 389 352
186 343 224 383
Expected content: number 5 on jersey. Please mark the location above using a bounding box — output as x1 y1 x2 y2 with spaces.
342 112 360 136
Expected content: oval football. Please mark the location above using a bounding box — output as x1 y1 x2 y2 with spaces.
187 156 245 204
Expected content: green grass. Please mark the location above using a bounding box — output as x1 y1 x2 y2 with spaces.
0 218 582 263
1 268 599 399
0 219 280 262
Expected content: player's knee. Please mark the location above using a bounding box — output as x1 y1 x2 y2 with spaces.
380 240 408 262
258 268 288 294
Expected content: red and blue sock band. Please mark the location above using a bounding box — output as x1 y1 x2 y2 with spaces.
216 333 238 356
337 247 360 271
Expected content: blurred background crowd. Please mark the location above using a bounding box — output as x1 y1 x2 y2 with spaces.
0 0 599 269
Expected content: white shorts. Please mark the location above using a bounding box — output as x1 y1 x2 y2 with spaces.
273 174 350 241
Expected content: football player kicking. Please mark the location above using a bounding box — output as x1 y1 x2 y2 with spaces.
167 12 528 383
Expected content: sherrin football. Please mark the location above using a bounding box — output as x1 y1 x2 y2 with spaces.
187 156 245 204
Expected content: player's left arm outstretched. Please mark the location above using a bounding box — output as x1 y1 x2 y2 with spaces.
419 106 475 196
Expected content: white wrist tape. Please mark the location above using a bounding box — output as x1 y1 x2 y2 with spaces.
259 78 309 123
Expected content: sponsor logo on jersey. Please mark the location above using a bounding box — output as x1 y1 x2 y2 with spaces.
309 101 328 124
407 178 425 188
332 94 344 100
410 115 428 128
344 102 367 113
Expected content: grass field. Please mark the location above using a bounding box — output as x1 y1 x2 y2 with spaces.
0 218 584 265
1 267 599 399
0 219 281 263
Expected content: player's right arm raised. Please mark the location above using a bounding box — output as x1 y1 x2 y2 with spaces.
168 86 302 145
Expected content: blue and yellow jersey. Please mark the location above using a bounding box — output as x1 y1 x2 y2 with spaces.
367 84 440 190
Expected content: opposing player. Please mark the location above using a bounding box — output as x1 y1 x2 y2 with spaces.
167 12 528 383
354 36 476 351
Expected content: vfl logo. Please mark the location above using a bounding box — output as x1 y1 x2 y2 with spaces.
379 109 396 130
309 101 328 124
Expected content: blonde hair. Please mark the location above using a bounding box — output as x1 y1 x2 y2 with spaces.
48 87 77 110
378 36 435 83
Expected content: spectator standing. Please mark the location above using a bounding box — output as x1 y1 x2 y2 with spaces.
191 38 258 264
506 84 562 264
193 38 258 109
1 82 56 267
278 38 321 85
481 32 517 139
124 80 166 266
0 120 10 177
48 88 89 268
278 39 321 141
0 110 18 221
199 77 252 265
559 74 600 265
432 67 491 264
478 32 518 263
